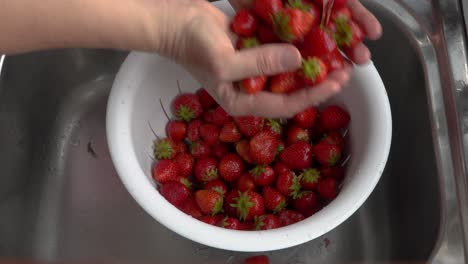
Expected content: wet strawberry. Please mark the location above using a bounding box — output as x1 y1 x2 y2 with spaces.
174 152 194 178
211 143 230 159
152 160 180 183
300 168 320 190
219 122 242 143
234 116 264 137
160 181 190 207
273 4 314 42
321 166 345 181
153 138 177 160
293 106 319 129
258 22 280 43
263 119 283 138
195 189 224 215
275 171 302 198
241 76 267 94
190 141 211 159
279 141 313 170
237 173 257 192
219 154 245 182
203 109 215 124
201 215 224 226
174 141 188 154
286 125 310 145
300 26 337 59
196 88 217 110
320 105 350 131
199 124 220 146
313 141 342 167
250 131 278 164
321 131 345 149
212 106 232 126
194 157 219 182
292 191 320 216
221 217 242 230
255 214 281 230
179 197 203 219
298 57 328 86
166 120 187 142
262 186 287 213
278 210 305 226
254 0 283 25
319 49 345 71
229 190 265 221
231 9 259 37
250 165 275 186
273 162 291 175
204 179 228 196
329 17 363 49
236 139 254 164
317 177 339 200
270 71 302 94
187 119 202 142
171 93 203 122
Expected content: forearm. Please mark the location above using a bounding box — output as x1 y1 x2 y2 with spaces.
0 0 164 54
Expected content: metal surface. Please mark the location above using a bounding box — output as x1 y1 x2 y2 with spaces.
0 0 467 263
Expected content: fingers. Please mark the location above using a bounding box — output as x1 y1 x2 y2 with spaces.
343 43 371 65
224 44 302 81
348 0 382 40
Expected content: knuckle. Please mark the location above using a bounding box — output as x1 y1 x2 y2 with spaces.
255 52 273 75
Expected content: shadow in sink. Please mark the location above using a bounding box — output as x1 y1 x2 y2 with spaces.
0 3 441 264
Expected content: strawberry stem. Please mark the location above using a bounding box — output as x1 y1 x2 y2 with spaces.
159 97 171 121
301 168 320 184
230 191 255 221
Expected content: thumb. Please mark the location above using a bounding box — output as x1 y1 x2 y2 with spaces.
225 44 302 80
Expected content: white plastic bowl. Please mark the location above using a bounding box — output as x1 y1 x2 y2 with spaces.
106 0 392 252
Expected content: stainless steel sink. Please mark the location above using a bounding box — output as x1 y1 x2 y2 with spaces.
1 0 468 263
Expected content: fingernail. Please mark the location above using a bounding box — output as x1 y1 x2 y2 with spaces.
280 48 301 70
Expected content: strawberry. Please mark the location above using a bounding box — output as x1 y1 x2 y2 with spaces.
153 138 176 160
239 221 256 231
194 157 219 182
250 131 278 164
179 197 203 219
244 255 270 264
320 49 345 71
316 177 338 200
272 4 314 42
196 88 217 110
236 139 254 163
292 191 320 216
329 17 363 49
221 217 242 230
160 181 190 207
219 122 242 143
273 162 291 175
300 26 337 59
255 214 280 230
270 71 301 94
258 22 280 43
276 171 302 198
229 190 265 221
320 105 350 131
195 190 224 215
250 165 275 186
234 116 264 137
286 125 310 145
212 106 232 126
174 141 188 154
199 124 220 146
231 9 259 37
310 121 326 141
171 93 203 122
263 118 283 138
166 120 187 142
321 166 345 181
203 109 215 124
277 210 305 226
241 76 267 94
262 186 287 213
300 168 320 190
204 179 228 196
279 141 313 170
254 0 283 25
174 152 194 178
237 173 257 192
321 131 345 149
152 160 180 183
219 154 245 182
314 0 348 10
187 119 202 142
190 141 211 159
236 37 261 50
201 215 224 226
330 7 352 21
313 142 342 166
211 143 230 159
225 189 241 217
298 57 328 86
293 107 319 129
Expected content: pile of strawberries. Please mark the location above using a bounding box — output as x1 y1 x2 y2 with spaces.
231 0 362 93
151 87 350 230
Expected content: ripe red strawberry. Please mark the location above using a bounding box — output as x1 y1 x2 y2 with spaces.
310 121 326 141
320 105 350 131
174 152 194 178
255 214 280 230
321 166 345 181
317 177 338 200
299 57 328 86
273 162 291 175
258 22 280 43
221 217 242 230
330 7 352 21
294 107 319 129
171 93 203 122
204 179 228 196
152 160 180 183
262 186 287 213
153 138 177 160
320 49 345 71
179 197 203 219
190 141 211 159
194 157 219 182
286 125 310 145
250 131 278 164
313 142 342 167
160 181 190 207
196 88 217 110
306 1 321 25
300 26 337 59
241 76 267 94
219 122 242 143
329 18 363 49
276 171 302 198
212 106 232 126
239 221 256 231
270 72 302 94
211 143 230 159
254 0 283 25
279 141 313 170
199 124 220 146
231 9 259 37
314 0 348 10
244 255 270 264
250 165 275 186
237 173 257 192
225 189 241 217
166 120 187 142
219 154 245 182
278 210 305 226
236 139 254 163
321 131 345 149
187 119 202 142
300 168 320 190
230 190 265 221
201 215 224 226
174 141 188 154
234 116 264 137
195 190 223 215
263 119 283 138
273 5 314 43
203 109 215 124
292 191 320 216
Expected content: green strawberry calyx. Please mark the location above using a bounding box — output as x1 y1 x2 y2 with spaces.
250 165 266 177
301 168 320 184
275 143 285 157
328 149 341 167
153 139 175 160
301 57 324 82
211 196 224 216
203 168 219 182
254 215 265 230
230 191 255 221
273 199 287 214
180 178 192 189
176 105 197 122
240 37 260 49
212 186 226 196
273 11 294 42
288 0 311 12
289 173 303 199
333 17 353 48
267 118 282 135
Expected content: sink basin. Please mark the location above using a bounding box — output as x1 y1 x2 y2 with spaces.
0 0 466 263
